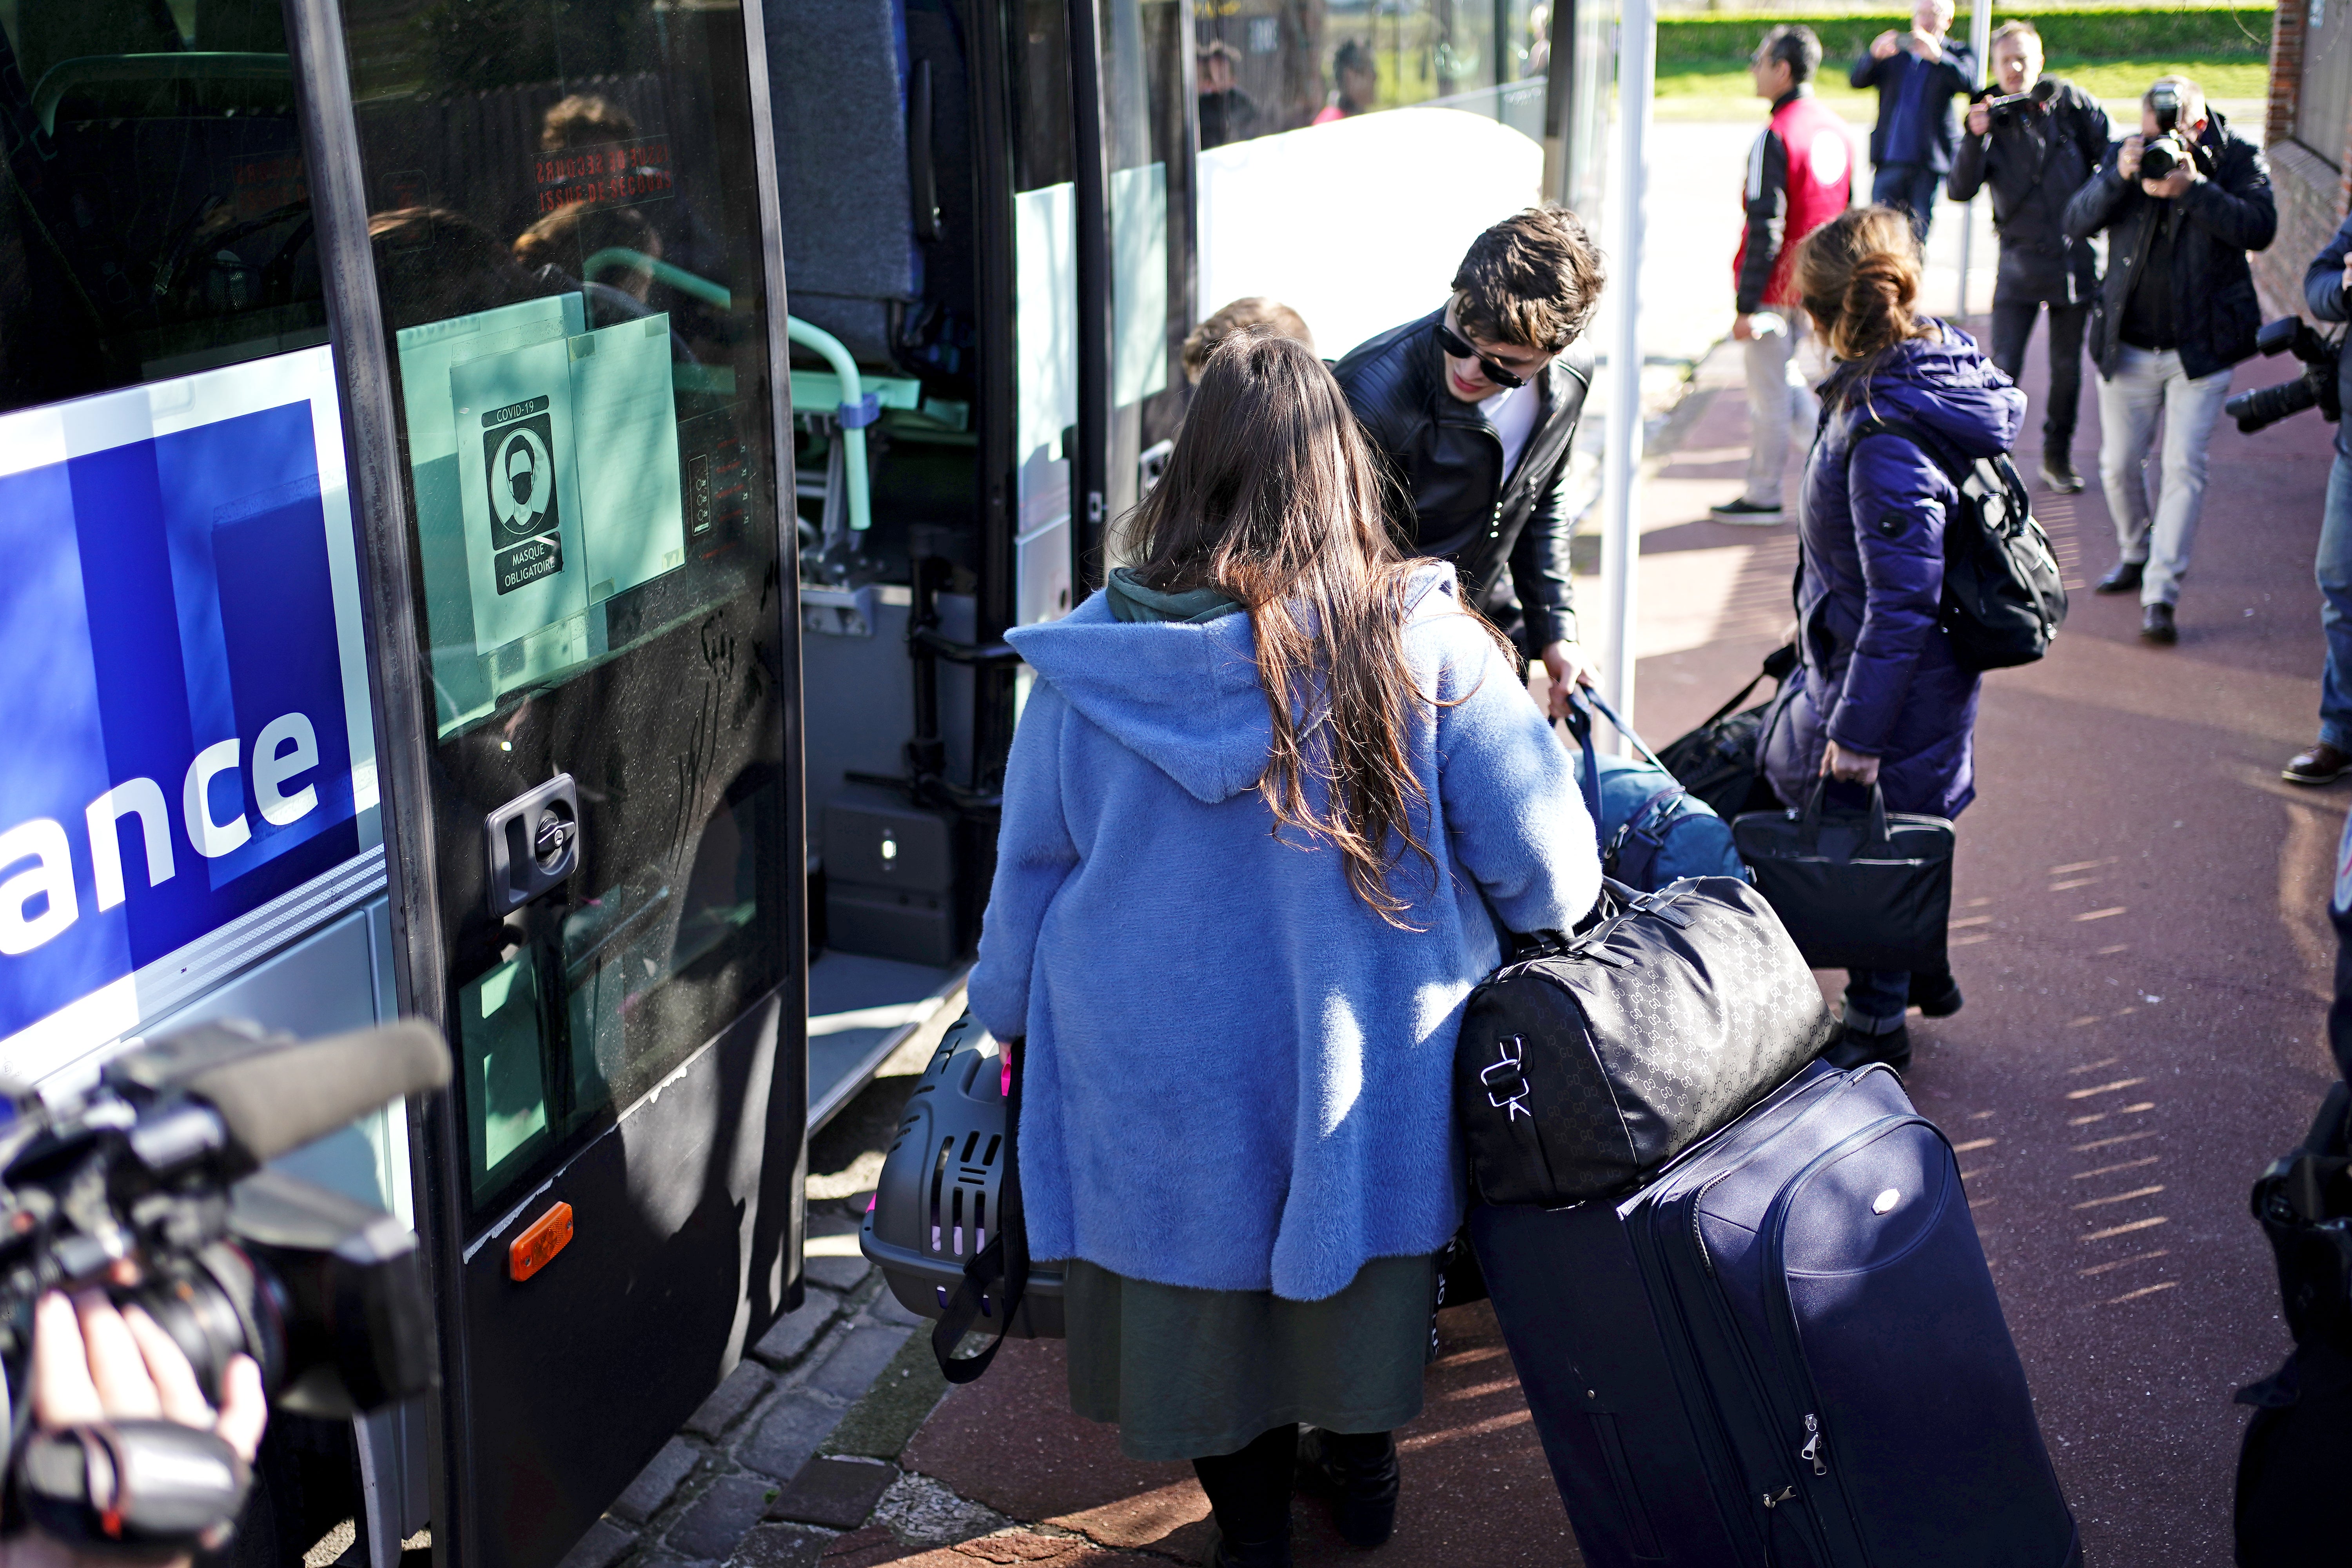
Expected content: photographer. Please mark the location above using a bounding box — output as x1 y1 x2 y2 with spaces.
4 1293 265 1568
2063 74 2276 646
1850 0 1975 241
2280 213 2352 785
1946 20 2109 494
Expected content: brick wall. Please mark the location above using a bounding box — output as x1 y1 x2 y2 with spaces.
2260 0 2352 318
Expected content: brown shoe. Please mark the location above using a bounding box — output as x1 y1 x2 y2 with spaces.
2285 743 2352 786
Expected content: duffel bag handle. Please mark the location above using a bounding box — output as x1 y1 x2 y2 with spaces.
1559 699 1605 857
1798 778 1893 853
1575 687 1668 770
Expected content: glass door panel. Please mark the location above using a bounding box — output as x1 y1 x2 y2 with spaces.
334 0 791 1220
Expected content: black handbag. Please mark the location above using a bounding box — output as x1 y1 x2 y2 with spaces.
2234 1083 2352 1565
1455 875 1836 1207
1655 643 1797 820
1732 779 1955 973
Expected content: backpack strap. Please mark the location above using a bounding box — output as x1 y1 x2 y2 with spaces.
931 1036 1032 1383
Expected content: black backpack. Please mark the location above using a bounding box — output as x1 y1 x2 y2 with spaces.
1851 416 2068 671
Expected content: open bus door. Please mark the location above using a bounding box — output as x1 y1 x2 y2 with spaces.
770 0 1193 1129
272 0 810 1553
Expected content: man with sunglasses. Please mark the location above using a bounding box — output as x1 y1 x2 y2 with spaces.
1334 207 1604 715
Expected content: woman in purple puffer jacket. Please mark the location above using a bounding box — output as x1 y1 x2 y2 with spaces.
1761 205 2026 1073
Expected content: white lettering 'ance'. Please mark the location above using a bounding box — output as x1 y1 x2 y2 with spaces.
254 713 319 828
183 740 250 859
85 779 175 910
0 819 77 955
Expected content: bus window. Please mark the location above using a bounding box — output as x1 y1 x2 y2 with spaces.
0 0 322 414
338 0 791 1215
1189 0 1560 361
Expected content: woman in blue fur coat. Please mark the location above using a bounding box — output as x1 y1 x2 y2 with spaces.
967 334 1599 1566
1762 205 2026 1073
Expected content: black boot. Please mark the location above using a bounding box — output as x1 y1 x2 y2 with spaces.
1822 1020 1913 1077
1907 969 1963 1018
1298 1427 1400 1548
1196 1425 1297 1567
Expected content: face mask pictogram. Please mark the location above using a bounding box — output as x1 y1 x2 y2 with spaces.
481 396 564 593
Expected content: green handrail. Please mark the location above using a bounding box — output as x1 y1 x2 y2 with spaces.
577 250 873 534
782 318 873 535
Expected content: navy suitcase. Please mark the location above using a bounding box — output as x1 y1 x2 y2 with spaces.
1471 1062 2080 1568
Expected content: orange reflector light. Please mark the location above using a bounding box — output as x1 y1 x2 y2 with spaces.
509 1201 574 1282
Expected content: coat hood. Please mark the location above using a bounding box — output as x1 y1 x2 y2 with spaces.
1832 323 2026 461
1004 564 1460 806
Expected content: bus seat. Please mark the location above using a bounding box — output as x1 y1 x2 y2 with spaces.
763 0 920 366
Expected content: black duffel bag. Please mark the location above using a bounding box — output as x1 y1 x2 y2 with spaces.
1655 643 1797 820
1733 779 1955 974
1455 876 1835 1207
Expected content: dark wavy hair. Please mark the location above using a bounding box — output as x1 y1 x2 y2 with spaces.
1112 332 1506 924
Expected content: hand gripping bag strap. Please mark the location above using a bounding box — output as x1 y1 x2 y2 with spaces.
931 1040 1030 1383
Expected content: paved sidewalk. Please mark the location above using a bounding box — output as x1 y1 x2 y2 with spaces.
569 320 2348 1567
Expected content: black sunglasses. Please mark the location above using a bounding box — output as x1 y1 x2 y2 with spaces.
1436 321 1531 390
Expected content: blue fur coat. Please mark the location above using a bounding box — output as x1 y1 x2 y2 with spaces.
966 566 1599 1301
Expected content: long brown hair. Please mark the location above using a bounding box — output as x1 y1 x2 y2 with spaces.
1114 332 1489 924
1795 205 1935 370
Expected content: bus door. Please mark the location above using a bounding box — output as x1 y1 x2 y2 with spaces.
290 0 806 1557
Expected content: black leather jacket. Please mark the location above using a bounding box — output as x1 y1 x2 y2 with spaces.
1333 309 1595 651
2062 108 2276 381
1944 78 2108 306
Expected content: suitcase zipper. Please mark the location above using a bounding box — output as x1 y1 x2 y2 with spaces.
1759 1104 1941 1563
1639 1073 1869 1561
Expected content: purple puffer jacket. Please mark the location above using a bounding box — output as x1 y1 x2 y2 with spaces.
1762 323 2026 819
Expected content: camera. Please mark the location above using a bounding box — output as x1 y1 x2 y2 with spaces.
0 1020 448 1555
2225 318 2345 434
2140 131 2193 183
1980 78 2056 128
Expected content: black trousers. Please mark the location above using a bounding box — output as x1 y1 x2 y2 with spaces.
1989 295 2090 458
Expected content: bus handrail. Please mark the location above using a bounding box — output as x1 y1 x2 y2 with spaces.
577 254 875 536
34 52 291 134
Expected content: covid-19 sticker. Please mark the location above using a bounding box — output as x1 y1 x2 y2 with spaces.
483 396 563 594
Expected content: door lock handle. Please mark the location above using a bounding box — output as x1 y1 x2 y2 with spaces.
486 775 581 915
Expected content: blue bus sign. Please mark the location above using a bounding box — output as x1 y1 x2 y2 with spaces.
0 348 378 1078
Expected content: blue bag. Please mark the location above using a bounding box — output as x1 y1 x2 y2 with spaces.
1561 691 1748 893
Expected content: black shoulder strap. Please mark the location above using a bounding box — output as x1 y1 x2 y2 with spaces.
1848 413 1965 484
930 1038 1031 1383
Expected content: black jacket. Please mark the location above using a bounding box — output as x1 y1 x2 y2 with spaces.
2301 209 2352 459
2062 107 2276 381
1334 309 1594 651
1945 78 2109 306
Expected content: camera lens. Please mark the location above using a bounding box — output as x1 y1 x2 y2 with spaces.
130 1243 286 1405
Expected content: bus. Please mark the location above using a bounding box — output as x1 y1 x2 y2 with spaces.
0 0 1608 1560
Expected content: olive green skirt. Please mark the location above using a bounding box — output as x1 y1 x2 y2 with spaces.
1061 1254 1437 1463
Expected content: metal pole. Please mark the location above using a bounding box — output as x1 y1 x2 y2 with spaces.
1600 0 1652 748
1955 0 1992 316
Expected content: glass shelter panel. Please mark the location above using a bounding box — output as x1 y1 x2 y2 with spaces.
336 0 790 1214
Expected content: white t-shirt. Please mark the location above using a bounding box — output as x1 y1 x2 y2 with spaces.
1479 381 1539 482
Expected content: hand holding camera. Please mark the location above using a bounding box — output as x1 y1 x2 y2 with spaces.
0 1021 450 1563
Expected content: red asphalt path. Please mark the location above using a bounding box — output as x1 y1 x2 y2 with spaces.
883 328 2344 1566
